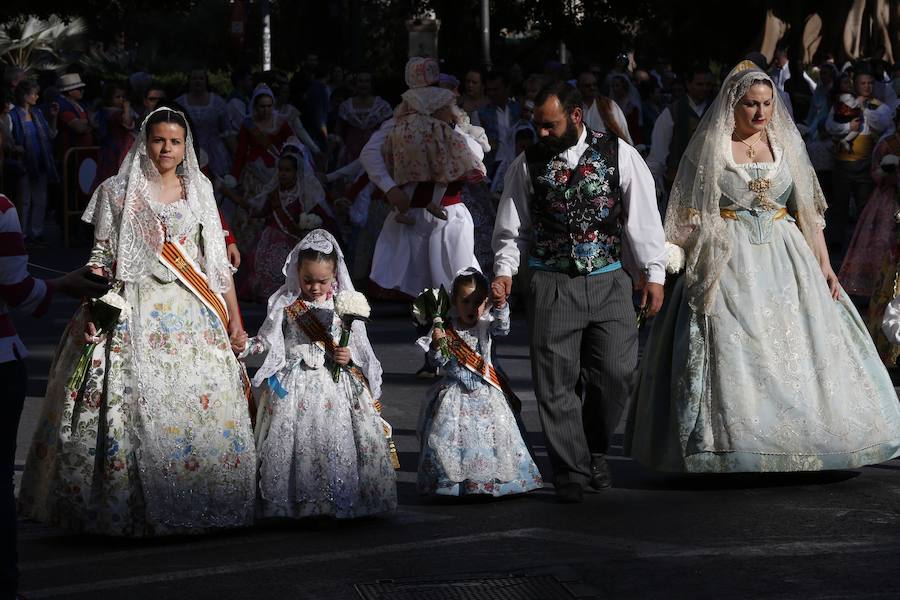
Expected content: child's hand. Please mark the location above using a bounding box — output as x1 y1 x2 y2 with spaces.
333 346 351 366
230 328 248 354
493 295 507 310
431 328 446 342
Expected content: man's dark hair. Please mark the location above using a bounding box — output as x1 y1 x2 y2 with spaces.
685 64 713 83
534 81 583 114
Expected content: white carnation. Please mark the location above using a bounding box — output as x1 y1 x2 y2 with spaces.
297 212 323 230
97 291 131 319
334 290 371 319
665 242 685 274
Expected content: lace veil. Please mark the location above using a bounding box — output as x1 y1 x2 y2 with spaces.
247 142 326 213
251 229 384 400
82 106 231 292
665 60 827 314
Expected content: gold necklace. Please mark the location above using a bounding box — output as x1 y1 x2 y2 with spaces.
735 131 765 160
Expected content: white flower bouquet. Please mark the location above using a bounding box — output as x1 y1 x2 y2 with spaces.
67 288 130 391
665 242 685 275
297 212 323 231
331 290 371 382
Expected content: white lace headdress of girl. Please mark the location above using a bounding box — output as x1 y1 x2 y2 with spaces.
664 60 827 315
252 229 383 399
81 106 231 292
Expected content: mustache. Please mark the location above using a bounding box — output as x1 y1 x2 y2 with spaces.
531 121 579 160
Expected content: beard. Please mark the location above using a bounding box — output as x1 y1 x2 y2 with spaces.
531 116 580 161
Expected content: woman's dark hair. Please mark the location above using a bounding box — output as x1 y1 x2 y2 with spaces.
144 108 188 140
298 247 338 270
13 79 39 106
451 269 489 302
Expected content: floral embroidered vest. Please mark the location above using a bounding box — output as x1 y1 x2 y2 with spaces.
525 128 622 275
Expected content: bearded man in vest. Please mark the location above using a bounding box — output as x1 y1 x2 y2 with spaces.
491 82 666 503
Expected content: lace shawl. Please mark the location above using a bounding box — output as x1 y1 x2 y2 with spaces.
82 107 231 292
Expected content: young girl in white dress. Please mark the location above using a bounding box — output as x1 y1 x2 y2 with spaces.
417 268 543 496
240 229 397 518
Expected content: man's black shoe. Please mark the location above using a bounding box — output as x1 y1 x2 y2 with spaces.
555 482 583 503
589 454 612 490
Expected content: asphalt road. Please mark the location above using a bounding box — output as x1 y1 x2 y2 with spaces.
11 243 900 600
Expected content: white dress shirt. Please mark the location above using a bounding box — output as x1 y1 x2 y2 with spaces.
646 97 708 182
359 117 486 194
492 126 667 284
582 98 633 145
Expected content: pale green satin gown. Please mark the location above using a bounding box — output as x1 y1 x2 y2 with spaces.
627 150 900 472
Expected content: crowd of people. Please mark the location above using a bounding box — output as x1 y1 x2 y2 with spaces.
3 45 900 599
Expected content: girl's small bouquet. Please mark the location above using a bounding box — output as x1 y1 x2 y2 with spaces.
67 286 131 391
412 285 451 358
332 290 371 382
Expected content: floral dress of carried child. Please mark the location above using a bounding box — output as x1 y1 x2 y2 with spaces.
416 271 543 496
242 229 397 518
18 107 257 536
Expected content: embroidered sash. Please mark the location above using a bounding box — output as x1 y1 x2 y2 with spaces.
158 237 256 425
445 327 522 413
160 238 230 329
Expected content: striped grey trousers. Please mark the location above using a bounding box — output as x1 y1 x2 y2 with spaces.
525 268 638 487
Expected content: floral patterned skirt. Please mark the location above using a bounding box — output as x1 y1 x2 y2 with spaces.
18 278 257 536
254 363 397 519
417 382 542 497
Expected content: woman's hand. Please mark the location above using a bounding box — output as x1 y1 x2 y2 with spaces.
820 261 841 300
228 320 248 353
84 321 101 344
333 346 351 366
226 243 241 269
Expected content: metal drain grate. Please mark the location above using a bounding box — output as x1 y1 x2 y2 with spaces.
355 574 582 600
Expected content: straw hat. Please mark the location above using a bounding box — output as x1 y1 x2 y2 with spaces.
57 73 86 92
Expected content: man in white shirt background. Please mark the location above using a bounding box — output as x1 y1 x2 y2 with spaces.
645 64 714 210
491 82 666 503
577 70 633 145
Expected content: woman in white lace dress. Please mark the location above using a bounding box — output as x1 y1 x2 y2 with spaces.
241 230 397 519
626 62 900 473
18 108 256 536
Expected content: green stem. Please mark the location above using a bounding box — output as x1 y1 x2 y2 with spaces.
331 326 351 382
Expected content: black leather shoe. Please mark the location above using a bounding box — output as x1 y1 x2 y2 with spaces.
555 482 583 503
589 455 612 490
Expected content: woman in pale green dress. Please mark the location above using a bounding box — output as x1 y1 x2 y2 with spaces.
626 62 900 473
18 108 257 535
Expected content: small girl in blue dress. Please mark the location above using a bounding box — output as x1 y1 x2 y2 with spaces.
417 268 543 497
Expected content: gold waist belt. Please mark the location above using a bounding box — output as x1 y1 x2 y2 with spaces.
720 207 788 221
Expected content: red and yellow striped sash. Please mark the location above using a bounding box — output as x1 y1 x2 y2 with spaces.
446 327 521 413
160 240 230 330
159 239 256 425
